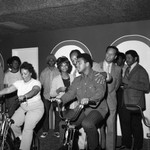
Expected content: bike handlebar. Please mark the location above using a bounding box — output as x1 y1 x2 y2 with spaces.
125 104 150 128
50 98 97 122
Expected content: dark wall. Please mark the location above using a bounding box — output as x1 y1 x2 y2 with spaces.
1 20 150 74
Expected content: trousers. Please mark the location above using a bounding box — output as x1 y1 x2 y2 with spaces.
59 109 104 150
11 101 44 150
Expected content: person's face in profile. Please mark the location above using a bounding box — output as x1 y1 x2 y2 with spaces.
76 58 87 73
70 53 78 68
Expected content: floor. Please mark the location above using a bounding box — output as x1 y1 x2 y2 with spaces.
37 129 85 150
37 130 150 150
37 129 60 150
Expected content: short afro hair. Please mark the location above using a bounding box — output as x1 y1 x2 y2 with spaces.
125 50 139 63
10 56 21 66
77 53 93 67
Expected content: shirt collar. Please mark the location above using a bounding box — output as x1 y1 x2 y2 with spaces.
104 60 113 67
81 68 94 79
129 62 138 72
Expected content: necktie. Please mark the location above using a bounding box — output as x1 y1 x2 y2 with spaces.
124 66 130 79
107 64 111 74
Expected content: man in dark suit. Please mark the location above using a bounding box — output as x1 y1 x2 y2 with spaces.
121 50 150 150
99 46 121 150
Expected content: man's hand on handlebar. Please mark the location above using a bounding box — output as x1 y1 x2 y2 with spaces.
81 98 89 105
81 98 97 107
55 98 62 104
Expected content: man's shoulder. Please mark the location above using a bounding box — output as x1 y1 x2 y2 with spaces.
113 63 121 72
74 75 82 81
92 62 104 72
136 64 148 74
71 75 83 85
40 67 59 74
4 71 15 78
41 67 49 73
4 70 10 75
92 70 106 82
53 74 61 81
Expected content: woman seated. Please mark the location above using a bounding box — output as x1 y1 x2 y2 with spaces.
0 62 44 150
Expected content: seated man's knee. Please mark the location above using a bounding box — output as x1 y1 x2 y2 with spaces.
82 120 94 129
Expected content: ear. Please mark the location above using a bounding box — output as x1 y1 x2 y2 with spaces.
86 62 90 67
135 57 137 62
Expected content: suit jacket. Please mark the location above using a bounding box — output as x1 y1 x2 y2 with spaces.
99 62 121 110
123 64 150 110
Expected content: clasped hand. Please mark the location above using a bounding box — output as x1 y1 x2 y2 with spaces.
95 72 112 83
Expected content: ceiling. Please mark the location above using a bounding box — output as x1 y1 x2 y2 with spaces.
0 0 150 38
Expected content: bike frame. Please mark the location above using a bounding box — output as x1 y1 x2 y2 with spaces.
0 98 40 150
0 112 15 150
51 97 96 150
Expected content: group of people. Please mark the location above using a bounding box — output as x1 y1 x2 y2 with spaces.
0 45 149 150
39 46 149 150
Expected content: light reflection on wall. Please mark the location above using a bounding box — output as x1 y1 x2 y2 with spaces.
51 40 91 74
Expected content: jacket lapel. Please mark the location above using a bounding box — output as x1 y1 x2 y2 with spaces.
99 62 103 69
128 64 139 79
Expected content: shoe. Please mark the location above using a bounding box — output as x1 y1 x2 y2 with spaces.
40 132 48 138
53 132 60 138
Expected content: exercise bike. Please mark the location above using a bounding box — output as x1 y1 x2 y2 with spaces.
51 98 97 150
0 98 40 150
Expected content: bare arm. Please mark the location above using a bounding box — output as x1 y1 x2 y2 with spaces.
0 84 17 96
18 85 41 101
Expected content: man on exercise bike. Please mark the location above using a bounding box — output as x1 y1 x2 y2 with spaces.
58 53 108 150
